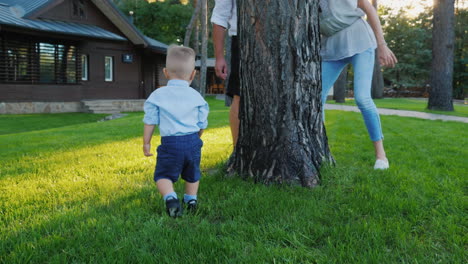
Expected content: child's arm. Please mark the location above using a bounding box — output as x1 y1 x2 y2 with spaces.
143 124 155 156
142 97 159 157
197 102 209 137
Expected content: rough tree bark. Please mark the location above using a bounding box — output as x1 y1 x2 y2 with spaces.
193 21 200 54
199 0 208 97
333 65 348 103
428 0 455 111
370 0 384 99
231 0 333 187
183 0 201 47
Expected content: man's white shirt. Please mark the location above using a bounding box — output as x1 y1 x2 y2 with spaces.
211 0 237 36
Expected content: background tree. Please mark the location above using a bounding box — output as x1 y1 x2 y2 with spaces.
371 0 384 99
199 0 208 97
453 3 467 99
117 0 193 45
381 2 466 100
231 0 333 187
333 66 348 103
429 0 455 111
183 0 201 47
380 7 432 90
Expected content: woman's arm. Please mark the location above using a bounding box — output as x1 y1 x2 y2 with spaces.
358 0 398 67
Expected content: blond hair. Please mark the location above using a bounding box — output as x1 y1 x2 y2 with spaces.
165 45 196 79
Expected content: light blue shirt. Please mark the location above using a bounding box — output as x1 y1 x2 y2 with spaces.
143 80 209 137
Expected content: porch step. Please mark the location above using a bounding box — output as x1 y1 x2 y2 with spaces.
81 100 122 114
81 99 145 114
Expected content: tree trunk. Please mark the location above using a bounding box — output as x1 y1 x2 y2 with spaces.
231 0 333 187
199 0 208 97
193 20 200 54
428 0 455 111
184 0 201 47
370 0 384 99
333 65 348 103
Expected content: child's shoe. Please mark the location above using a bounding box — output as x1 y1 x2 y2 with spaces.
185 199 198 213
374 159 389 170
165 198 183 218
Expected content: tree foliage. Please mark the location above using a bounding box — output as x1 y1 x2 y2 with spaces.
453 6 468 99
380 7 432 89
113 1 467 99
116 0 216 56
381 5 467 99
116 0 194 45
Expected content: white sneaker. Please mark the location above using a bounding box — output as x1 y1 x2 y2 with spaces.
374 159 389 170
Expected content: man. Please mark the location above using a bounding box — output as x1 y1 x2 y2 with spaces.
211 0 239 148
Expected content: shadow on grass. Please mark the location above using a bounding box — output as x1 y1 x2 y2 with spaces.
3 165 465 263
0 113 109 135
1 172 333 263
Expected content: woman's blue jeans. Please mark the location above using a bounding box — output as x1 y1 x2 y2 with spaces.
321 48 383 142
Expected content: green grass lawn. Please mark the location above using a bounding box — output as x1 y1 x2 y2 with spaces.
0 113 108 135
327 98 468 118
1 97 466 263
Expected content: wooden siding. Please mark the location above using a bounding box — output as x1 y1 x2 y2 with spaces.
37 0 124 37
0 33 166 102
0 0 167 102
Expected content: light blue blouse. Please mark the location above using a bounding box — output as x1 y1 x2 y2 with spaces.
320 0 377 61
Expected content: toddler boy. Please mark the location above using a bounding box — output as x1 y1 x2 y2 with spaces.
143 45 209 218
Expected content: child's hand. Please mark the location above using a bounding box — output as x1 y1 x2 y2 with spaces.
143 144 153 157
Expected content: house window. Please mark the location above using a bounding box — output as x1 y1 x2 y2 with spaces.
39 43 78 84
105 56 113 82
0 35 80 84
81 54 88 81
72 0 85 18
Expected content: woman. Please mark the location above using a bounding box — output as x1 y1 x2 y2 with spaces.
320 0 398 170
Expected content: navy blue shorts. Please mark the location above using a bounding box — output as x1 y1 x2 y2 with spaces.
154 133 203 183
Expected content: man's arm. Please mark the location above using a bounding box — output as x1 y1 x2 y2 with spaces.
211 0 233 80
213 24 228 80
143 124 155 156
358 0 398 68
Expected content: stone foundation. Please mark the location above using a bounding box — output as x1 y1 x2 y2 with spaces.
0 102 83 114
0 100 146 114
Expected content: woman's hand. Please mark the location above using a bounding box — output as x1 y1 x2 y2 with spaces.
377 44 398 68
359 0 398 68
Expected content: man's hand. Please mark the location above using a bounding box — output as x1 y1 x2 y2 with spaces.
378 45 398 68
143 143 153 157
215 57 228 80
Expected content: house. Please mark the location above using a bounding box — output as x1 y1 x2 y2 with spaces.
0 0 169 113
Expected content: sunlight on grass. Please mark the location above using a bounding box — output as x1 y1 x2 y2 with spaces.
1 125 232 219
1 98 466 263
